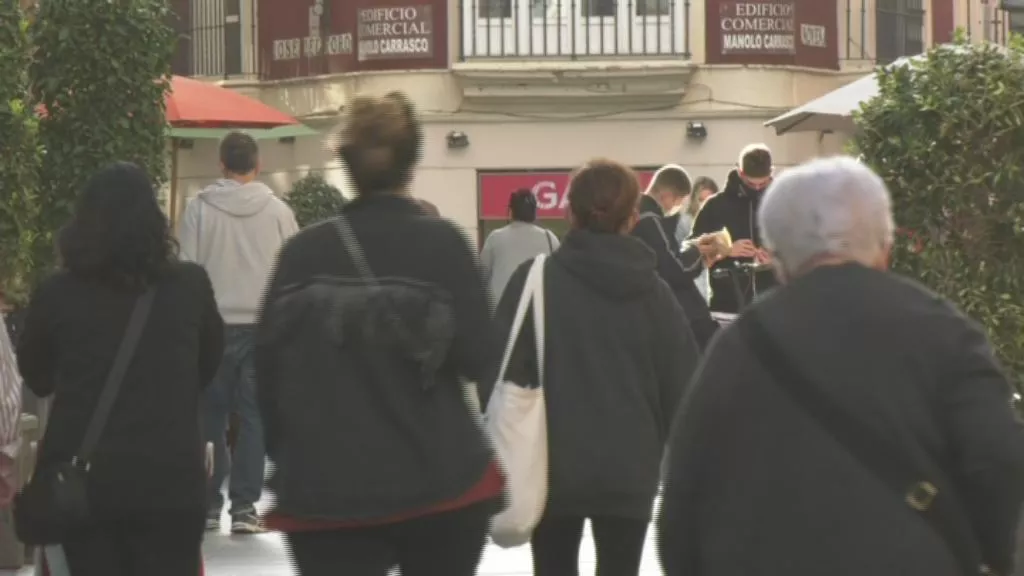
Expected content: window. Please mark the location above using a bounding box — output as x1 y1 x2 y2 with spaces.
531 0 552 19
636 0 668 16
478 0 511 18
875 0 924 64
581 0 615 18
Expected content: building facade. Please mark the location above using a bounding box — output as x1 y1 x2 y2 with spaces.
168 0 1011 237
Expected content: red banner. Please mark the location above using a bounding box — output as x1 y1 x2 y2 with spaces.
478 170 657 220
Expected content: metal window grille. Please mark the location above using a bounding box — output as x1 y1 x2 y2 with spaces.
875 0 924 64
462 0 688 58
172 0 257 78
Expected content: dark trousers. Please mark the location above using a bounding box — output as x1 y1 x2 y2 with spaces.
285 502 492 576
531 514 649 576
63 510 204 576
204 324 264 515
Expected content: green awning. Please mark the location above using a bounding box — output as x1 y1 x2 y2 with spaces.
168 124 319 140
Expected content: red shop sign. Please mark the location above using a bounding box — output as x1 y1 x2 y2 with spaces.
478 170 656 220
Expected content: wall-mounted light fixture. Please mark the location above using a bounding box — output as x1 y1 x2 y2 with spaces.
278 136 296 144
176 138 195 150
686 121 707 141
446 130 470 149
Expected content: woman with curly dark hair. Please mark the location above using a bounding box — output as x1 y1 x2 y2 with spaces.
16 162 224 575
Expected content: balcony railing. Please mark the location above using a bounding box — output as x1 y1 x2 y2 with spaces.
171 0 260 79
459 0 691 59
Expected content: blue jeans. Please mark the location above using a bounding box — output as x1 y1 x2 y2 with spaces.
204 325 264 516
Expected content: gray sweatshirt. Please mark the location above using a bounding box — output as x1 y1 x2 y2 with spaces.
177 179 299 324
480 221 559 306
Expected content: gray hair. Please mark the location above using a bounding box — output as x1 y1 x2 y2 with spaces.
758 156 894 277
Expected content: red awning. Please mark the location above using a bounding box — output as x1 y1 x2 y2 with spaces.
165 75 298 128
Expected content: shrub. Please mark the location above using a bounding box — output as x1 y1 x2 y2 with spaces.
0 1 42 306
31 0 176 273
287 173 347 228
853 37 1024 386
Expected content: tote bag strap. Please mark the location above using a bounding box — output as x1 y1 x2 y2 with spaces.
530 255 545 385
496 255 546 384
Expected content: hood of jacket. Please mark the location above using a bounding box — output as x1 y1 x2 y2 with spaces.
198 178 276 217
722 168 762 201
638 194 664 217
553 229 659 300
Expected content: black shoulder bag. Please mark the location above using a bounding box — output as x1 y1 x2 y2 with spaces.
330 214 455 390
736 310 987 576
14 288 156 545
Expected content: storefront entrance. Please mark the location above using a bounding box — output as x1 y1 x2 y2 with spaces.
477 168 657 246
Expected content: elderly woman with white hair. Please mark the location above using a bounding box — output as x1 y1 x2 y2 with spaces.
658 156 1024 576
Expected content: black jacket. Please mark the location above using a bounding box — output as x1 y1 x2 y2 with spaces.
17 263 223 515
659 263 1024 576
632 195 717 349
690 169 777 313
497 230 700 520
255 194 499 522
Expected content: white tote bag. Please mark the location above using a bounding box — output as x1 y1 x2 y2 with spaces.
486 254 548 549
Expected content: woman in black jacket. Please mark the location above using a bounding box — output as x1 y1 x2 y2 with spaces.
17 162 224 575
255 92 502 575
496 158 701 576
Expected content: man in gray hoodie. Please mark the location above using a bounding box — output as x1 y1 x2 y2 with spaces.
480 188 559 307
177 132 298 534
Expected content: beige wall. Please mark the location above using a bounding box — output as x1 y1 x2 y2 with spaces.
175 0 905 237
957 0 1011 43
176 64 855 238
175 115 845 238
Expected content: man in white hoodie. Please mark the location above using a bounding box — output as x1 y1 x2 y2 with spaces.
177 132 298 534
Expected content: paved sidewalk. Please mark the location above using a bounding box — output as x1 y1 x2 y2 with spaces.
201 520 662 576
0 519 661 576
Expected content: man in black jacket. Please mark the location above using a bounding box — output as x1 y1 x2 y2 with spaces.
690 144 777 314
660 157 1024 576
633 165 721 349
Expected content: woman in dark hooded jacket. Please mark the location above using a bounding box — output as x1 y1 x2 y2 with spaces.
496 158 700 576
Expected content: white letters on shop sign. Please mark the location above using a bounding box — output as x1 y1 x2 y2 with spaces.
720 0 796 54
272 0 354 61
531 181 570 211
800 24 826 48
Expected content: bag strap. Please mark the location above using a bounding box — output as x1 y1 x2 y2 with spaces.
544 230 554 254
496 255 546 385
531 256 545 384
196 200 204 265
737 311 983 575
331 214 379 289
75 287 157 465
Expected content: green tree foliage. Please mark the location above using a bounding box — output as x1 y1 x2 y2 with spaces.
853 38 1024 385
286 173 347 228
0 0 42 305
31 0 176 272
